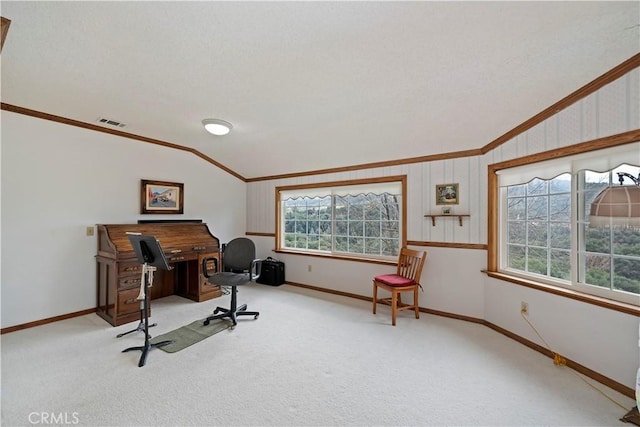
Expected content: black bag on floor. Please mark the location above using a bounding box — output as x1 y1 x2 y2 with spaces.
257 257 285 286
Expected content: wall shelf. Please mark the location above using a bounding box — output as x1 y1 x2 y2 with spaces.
424 214 470 226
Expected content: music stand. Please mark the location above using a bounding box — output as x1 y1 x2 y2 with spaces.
122 233 173 367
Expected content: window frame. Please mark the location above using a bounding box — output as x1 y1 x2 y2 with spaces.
275 175 407 263
487 130 640 316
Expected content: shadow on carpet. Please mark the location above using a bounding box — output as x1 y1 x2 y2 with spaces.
149 318 232 353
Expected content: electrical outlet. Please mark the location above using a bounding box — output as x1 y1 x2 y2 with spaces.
86 226 95 236
307 264 312 272
521 301 529 315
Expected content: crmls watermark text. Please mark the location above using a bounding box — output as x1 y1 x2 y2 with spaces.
28 412 79 425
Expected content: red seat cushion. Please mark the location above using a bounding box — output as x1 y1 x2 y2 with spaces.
374 274 415 287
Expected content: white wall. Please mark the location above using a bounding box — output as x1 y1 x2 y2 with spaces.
485 277 639 391
246 68 640 389
254 236 486 320
1 111 247 328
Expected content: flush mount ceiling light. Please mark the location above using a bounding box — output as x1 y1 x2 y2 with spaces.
202 118 233 136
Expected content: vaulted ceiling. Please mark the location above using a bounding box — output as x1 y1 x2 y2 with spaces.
1 1 638 180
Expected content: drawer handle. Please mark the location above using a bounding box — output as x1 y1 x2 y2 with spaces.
193 246 206 251
171 256 185 261
124 298 138 305
170 249 182 253
123 278 140 285
123 266 139 272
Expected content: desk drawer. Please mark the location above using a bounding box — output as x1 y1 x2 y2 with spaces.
167 252 197 263
117 288 143 316
119 275 141 289
119 263 142 275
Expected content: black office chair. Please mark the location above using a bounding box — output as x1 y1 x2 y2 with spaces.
202 237 261 327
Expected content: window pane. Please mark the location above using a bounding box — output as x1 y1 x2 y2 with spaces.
382 221 399 239
527 197 548 220
585 227 611 254
284 233 295 247
318 236 331 251
527 179 548 196
583 171 609 219
365 204 380 220
549 194 570 221
508 222 526 244
335 236 348 252
550 249 570 280
507 245 526 270
613 258 640 294
380 239 398 256
335 198 347 219
508 184 525 197
295 222 307 233
284 220 295 233
335 221 347 235
295 206 307 219
307 235 319 250
348 222 363 237
549 174 571 193
307 207 319 220
365 238 381 255
584 254 611 289
508 198 525 220
348 204 363 220
365 221 380 237
549 223 571 249
349 237 364 253
612 228 640 256
319 221 331 234
527 222 547 246
295 234 308 248
527 247 548 275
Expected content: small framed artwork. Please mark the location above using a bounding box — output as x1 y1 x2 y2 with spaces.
435 183 459 205
141 179 184 214
441 207 452 215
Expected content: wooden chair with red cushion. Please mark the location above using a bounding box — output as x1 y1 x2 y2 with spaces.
372 248 427 326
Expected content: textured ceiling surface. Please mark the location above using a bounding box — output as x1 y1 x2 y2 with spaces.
1 1 638 179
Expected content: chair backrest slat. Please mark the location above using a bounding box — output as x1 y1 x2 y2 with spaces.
396 247 427 284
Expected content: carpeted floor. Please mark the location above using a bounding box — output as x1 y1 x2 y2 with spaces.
1 284 635 426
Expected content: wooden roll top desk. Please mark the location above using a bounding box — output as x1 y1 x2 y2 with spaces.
96 223 223 326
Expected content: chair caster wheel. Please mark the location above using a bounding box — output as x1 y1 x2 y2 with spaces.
254 314 259 319
204 320 210 326
213 309 220 314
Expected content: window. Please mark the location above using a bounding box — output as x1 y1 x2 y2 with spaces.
276 176 406 261
493 141 640 306
577 165 640 297
504 174 572 280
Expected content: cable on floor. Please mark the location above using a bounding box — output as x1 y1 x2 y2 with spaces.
520 310 630 411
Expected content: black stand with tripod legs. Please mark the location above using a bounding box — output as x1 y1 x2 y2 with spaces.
116 305 157 338
121 233 173 367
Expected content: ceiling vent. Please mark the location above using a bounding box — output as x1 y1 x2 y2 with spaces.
96 117 126 128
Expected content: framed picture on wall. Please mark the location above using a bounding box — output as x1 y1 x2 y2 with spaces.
141 179 184 214
435 183 459 205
